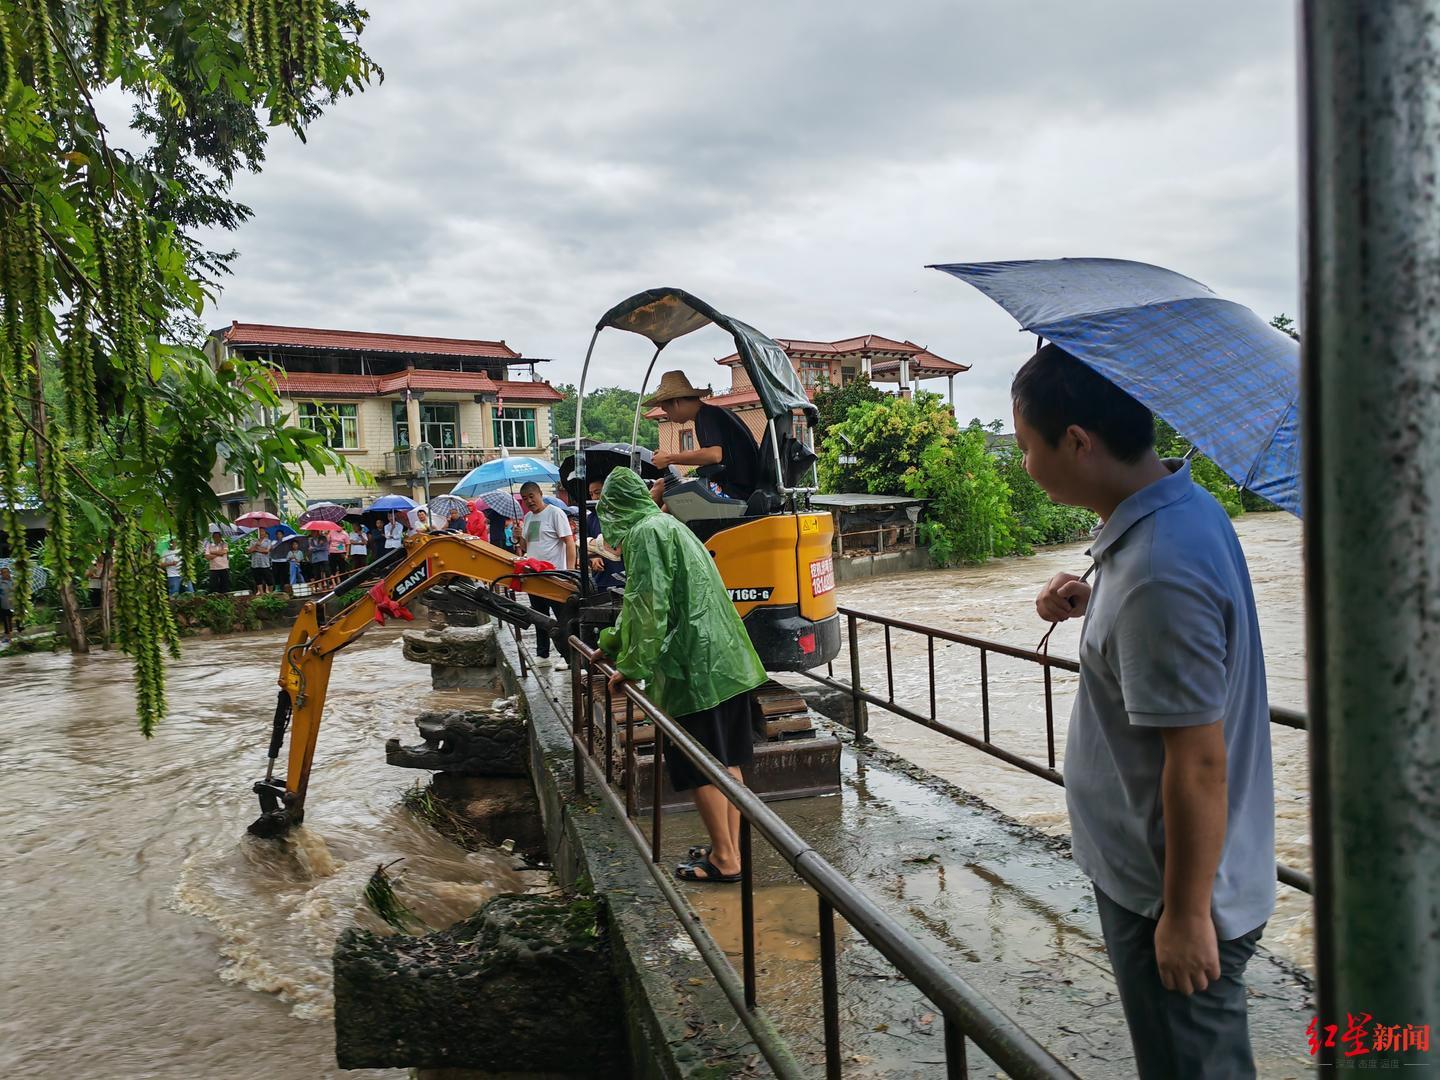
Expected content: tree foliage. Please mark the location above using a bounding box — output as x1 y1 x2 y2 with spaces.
0 0 378 732
812 372 885 441
552 384 659 450
818 392 1018 565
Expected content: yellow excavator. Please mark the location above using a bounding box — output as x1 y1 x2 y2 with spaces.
249 288 841 837
249 532 581 837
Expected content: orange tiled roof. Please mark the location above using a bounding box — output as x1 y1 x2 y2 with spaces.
714 334 970 374
493 379 564 403
225 321 521 359
376 369 499 394
271 369 562 402
271 371 380 396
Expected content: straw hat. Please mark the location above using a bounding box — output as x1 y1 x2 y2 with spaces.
642 370 711 408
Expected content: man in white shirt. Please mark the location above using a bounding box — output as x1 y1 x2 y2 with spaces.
516 480 575 668
383 513 405 551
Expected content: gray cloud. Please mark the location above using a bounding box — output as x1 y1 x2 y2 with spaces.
203 0 1300 422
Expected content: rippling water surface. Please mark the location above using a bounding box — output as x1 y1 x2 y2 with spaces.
0 627 538 1079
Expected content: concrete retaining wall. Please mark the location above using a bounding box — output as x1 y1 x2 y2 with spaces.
833 545 932 584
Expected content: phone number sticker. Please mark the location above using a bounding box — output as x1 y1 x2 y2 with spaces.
810 557 835 596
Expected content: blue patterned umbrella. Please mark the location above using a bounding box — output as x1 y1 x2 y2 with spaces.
930 258 1301 516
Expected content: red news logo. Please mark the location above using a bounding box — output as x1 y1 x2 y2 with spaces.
1307 1015 1431 1060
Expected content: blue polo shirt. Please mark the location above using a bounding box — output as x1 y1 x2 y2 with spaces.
1065 460 1275 940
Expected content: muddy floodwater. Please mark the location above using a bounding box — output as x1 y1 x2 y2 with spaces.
0 627 544 1079
814 511 1313 970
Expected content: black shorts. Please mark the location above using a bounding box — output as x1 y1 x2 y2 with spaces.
664 691 755 792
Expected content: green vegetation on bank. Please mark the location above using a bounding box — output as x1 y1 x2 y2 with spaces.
814 366 1281 568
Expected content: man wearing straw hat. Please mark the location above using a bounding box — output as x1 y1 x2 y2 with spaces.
646 371 761 504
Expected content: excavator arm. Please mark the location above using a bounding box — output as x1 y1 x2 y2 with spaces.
248 532 578 838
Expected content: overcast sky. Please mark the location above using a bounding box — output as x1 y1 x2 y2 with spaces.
201 0 1300 426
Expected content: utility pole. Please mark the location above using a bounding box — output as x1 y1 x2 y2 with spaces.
1300 1 1440 1058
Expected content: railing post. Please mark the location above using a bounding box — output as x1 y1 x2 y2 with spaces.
980 648 991 744
572 654 585 796
650 726 664 864
944 1015 969 1079
847 613 869 744
818 897 842 1080
741 817 757 1010
624 695 637 820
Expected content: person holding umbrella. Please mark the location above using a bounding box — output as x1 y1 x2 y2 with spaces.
246 530 274 594
1015 344 1273 1079
306 528 331 586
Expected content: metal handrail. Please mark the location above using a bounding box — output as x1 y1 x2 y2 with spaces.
561 634 1078 1080
800 607 1313 894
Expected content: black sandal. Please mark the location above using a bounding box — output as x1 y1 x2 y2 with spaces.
674 858 741 884
686 844 713 862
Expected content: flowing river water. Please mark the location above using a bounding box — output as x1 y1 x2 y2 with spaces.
0 511 1309 1078
0 626 545 1079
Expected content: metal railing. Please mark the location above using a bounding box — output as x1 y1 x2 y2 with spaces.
515 631 1080 1080
382 446 509 477
798 607 1313 895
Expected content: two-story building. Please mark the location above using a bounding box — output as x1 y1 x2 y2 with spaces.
208 322 564 514
650 334 969 454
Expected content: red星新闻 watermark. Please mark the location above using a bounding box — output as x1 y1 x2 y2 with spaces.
1308 1015 1431 1066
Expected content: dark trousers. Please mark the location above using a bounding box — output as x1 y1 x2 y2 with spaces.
529 595 556 658
1094 886 1263 1080
1 608 12 635
208 568 231 594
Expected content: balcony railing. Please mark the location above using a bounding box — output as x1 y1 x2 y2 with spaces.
382 446 527 478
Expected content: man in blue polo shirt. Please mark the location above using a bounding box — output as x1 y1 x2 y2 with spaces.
1014 344 1275 1080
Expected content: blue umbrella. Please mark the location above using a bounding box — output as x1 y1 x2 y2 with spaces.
451 456 560 498
368 494 419 513
930 258 1301 516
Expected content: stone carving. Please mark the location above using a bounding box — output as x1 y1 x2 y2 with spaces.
385 708 526 777
334 893 625 1072
401 624 498 669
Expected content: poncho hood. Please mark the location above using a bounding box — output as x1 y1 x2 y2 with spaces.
597 467 660 550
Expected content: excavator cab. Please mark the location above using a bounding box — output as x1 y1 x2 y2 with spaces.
570 288 841 671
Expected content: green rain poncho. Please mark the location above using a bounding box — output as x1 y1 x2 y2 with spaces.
595 468 766 717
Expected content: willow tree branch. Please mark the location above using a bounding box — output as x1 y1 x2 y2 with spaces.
10 405 122 514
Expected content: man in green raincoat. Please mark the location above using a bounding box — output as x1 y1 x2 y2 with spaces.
595 468 767 883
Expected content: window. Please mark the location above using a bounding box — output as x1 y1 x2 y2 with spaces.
392 403 409 448
800 360 832 389
297 402 359 449
680 429 696 451
493 406 538 448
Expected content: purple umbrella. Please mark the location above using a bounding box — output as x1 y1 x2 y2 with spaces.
298 501 348 524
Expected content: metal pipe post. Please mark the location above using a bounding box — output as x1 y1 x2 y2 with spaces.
847 613 869 743
1301 0 1440 1042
